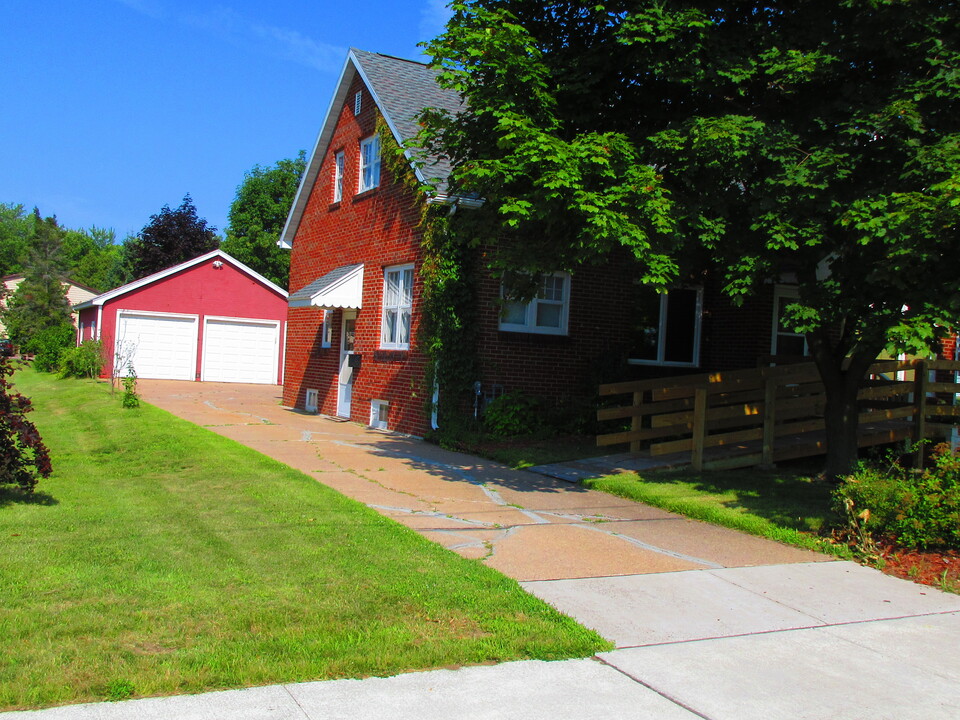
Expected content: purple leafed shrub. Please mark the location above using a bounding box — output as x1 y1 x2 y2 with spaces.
0 357 52 492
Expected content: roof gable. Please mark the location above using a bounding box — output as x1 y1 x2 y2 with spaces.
279 49 463 250
73 250 287 310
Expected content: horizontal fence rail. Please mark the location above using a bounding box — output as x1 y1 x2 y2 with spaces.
597 359 960 471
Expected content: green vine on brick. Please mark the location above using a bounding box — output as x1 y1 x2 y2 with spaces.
376 116 479 429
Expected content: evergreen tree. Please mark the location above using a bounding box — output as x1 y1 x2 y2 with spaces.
1 210 73 351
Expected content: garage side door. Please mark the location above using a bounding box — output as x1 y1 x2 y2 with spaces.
202 318 279 384
116 312 197 380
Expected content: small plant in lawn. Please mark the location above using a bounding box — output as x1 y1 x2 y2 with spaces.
0 356 52 492
104 680 135 702
121 364 139 409
58 340 104 379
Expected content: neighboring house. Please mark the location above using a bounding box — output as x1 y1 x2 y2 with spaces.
1 273 98 337
281 49 802 436
74 250 287 384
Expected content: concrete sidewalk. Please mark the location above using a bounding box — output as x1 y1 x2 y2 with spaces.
7 381 960 719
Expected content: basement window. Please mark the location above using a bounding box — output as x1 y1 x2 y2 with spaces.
370 400 389 430
305 388 319 414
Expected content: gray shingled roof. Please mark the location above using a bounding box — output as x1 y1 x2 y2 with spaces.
288 263 363 303
279 49 471 250
351 48 463 187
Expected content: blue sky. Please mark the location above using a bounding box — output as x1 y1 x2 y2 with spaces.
1 0 450 240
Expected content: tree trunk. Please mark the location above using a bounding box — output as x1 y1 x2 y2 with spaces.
808 324 882 480
819 368 863 479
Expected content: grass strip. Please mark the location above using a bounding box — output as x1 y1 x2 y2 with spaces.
583 467 852 559
0 369 610 710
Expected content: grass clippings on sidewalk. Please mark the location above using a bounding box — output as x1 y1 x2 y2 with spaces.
0 370 610 711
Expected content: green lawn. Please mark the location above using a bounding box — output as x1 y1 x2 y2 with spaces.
583 465 851 557
0 369 610 711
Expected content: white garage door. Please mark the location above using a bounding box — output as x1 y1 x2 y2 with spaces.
202 318 279 384
116 312 198 380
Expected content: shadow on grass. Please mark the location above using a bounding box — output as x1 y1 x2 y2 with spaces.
0 486 59 509
623 461 838 533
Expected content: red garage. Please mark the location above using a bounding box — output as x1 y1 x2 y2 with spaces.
75 250 288 384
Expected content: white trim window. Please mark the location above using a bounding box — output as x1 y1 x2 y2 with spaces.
381 265 414 349
359 135 381 192
333 151 344 202
320 309 333 349
772 285 809 358
499 272 570 335
629 287 703 367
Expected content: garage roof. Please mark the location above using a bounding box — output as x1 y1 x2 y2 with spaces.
73 250 287 310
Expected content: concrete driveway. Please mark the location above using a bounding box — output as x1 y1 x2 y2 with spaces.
10 380 959 719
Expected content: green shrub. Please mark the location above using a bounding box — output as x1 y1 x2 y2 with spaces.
835 445 960 550
29 323 76 373
482 391 545 438
59 340 104 379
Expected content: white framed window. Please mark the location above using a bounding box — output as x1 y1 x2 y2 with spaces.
354 91 363 115
772 285 809 358
333 151 344 202
370 399 389 430
305 388 319 413
629 287 702 367
499 272 570 335
381 264 414 349
320 309 333 348
359 135 381 192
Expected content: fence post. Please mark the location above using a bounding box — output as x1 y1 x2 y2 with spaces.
913 360 928 468
692 387 708 472
630 391 644 453
761 376 777 468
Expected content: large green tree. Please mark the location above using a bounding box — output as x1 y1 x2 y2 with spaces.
221 152 306 288
420 0 960 477
62 226 119 292
129 195 219 279
0 203 32 278
1 211 73 350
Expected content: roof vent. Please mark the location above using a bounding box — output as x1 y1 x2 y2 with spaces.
354 91 362 115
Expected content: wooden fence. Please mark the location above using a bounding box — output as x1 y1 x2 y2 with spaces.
597 359 960 471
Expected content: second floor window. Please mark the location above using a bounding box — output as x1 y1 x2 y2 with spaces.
359 135 381 192
381 265 414 349
333 151 344 202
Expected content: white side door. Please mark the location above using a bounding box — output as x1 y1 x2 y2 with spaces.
337 311 357 418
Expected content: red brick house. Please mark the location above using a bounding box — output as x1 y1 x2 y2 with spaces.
74 249 287 384
281 49 801 436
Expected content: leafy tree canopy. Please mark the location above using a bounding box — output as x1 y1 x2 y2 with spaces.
0 203 33 277
130 194 219 279
421 0 960 475
221 151 306 288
